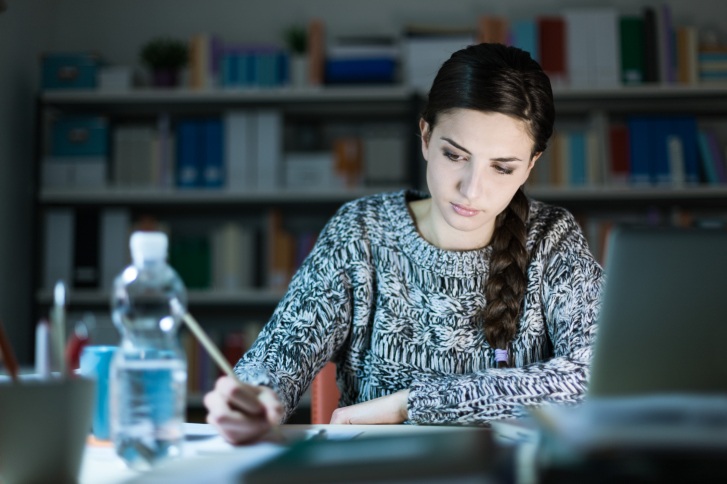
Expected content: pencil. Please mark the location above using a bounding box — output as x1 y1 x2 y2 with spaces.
170 298 285 441
0 316 20 382
170 298 236 379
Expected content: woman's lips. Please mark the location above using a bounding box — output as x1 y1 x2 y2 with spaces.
451 202 480 217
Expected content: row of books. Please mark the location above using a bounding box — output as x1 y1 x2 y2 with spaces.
41 112 408 190
578 208 726 268
189 34 291 89
407 6 725 90
527 116 727 188
183 322 265 396
42 207 323 292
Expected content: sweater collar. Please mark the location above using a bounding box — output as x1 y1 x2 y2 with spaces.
383 189 494 277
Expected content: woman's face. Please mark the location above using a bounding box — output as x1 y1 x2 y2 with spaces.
420 109 538 247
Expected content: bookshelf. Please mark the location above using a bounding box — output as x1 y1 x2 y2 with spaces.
33 83 727 410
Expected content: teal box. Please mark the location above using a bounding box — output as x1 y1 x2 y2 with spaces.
41 52 100 90
51 116 109 157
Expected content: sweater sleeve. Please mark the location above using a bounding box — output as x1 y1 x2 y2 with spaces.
407 231 605 425
233 236 354 423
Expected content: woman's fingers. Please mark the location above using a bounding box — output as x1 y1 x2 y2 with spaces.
213 376 266 417
257 386 285 424
204 389 271 445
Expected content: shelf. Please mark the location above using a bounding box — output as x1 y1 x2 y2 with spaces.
527 185 727 202
40 86 413 105
35 288 285 307
38 186 408 206
41 84 727 104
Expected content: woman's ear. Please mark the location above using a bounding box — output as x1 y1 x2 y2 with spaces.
525 152 542 179
419 118 430 161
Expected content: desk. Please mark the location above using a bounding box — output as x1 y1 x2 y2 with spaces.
79 423 531 484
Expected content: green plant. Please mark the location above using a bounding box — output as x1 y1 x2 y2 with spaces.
284 24 307 55
139 37 188 70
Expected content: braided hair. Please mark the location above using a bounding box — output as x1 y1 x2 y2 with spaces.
420 43 555 368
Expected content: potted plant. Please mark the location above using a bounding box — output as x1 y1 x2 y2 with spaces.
140 37 188 88
284 24 307 88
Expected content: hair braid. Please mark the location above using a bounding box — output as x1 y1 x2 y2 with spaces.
482 187 530 368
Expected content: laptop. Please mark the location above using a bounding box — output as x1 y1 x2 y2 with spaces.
588 226 727 396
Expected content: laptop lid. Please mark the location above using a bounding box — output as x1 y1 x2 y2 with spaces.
588 226 727 397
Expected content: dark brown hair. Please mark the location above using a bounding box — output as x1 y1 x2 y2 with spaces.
420 43 555 368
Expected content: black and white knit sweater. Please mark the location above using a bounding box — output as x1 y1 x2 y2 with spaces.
234 189 605 425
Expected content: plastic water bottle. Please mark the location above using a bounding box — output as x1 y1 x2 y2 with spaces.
109 231 188 470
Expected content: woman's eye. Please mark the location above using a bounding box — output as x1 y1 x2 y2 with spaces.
494 165 514 175
443 150 464 162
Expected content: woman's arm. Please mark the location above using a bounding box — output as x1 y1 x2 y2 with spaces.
233 250 354 422
404 241 604 425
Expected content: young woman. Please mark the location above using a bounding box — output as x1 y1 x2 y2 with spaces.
203 43 605 444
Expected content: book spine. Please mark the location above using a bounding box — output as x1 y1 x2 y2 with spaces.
203 118 224 188
538 17 566 83
73 208 100 289
697 130 719 184
44 209 75 290
307 19 325 86
627 117 651 185
99 208 130 290
705 131 727 183
642 7 659 83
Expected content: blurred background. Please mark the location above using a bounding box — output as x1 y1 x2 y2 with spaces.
1 0 726 421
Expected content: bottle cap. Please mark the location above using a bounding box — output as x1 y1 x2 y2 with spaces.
130 231 168 267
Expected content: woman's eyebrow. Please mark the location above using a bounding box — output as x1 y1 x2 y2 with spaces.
441 137 523 162
440 137 471 155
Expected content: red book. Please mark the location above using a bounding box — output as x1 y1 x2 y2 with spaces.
538 17 566 81
609 124 631 184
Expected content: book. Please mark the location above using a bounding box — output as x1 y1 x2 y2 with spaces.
642 7 659 82
569 131 587 185
697 130 722 184
676 27 699 84
170 236 211 289
563 10 592 87
403 34 474 90
333 136 364 188
476 15 508 45
627 117 651 184
212 222 255 291
203 118 224 188
256 110 282 189
176 120 202 188
43 209 75 290
362 123 407 185
608 124 630 185
511 19 538 62
667 135 685 187
705 131 727 183
620 16 645 84
538 16 566 84
307 19 325 87
225 110 257 191
592 8 620 87
73 208 99 289
659 4 676 84
99 208 130 290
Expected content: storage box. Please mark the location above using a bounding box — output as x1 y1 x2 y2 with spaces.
284 152 339 189
41 52 100 90
51 116 109 157
42 157 108 189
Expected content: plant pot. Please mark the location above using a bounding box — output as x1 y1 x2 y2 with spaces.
152 68 180 88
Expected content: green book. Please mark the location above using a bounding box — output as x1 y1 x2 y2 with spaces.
620 16 645 84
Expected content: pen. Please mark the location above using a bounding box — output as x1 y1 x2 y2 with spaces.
52 280 67 376
35 319 51 379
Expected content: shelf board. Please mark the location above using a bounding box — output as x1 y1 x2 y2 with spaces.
35 288 285 306
41 84 727 105
527 185 727 202
39 186 407 205
40 86 413 105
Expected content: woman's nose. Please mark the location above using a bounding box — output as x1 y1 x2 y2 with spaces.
458 162 486 201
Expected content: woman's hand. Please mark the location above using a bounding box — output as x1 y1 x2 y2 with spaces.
203 376 284 445
330 389 410 424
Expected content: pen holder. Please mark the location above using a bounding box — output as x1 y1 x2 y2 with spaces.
0 377 95 484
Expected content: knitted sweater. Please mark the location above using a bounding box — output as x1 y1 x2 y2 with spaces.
234 189 605 425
